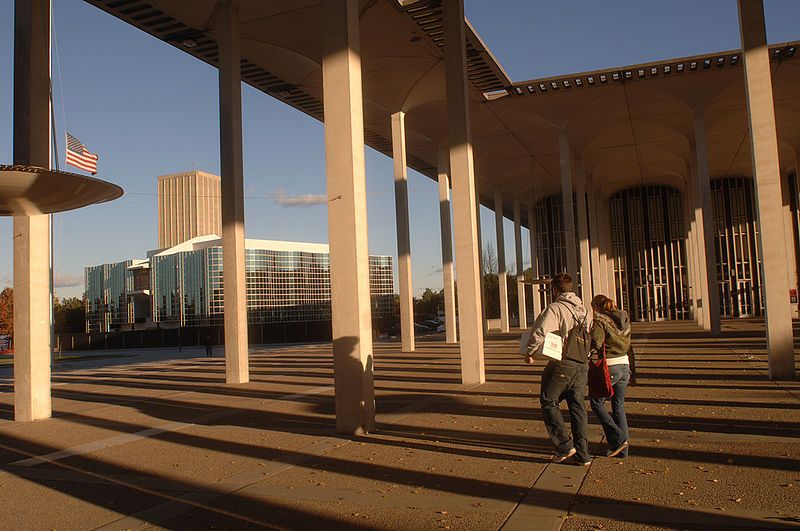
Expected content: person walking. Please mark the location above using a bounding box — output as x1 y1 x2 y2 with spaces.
589 294 632 458
524 273 591 465
203 334 214 358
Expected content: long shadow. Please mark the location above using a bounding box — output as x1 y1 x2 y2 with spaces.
0 430 376 530
49 376 334 405
391 396 800 438
5 358 800 530
625 396 800 410
39 387 800 474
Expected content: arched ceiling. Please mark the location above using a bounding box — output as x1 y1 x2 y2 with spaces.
83 0 800 223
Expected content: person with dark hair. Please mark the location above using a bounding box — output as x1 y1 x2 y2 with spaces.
589 294 632 458
524 272 591 465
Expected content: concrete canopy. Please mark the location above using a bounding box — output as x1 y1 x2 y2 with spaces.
83 0 800 220
0 165 124 215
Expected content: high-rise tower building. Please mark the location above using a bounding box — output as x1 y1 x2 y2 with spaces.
157 170 221 248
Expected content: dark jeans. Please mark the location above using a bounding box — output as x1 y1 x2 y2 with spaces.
590 364 630 457
539 359 590 462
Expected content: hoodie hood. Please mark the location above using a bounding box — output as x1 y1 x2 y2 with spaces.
598 308 630 333
556 292 587 320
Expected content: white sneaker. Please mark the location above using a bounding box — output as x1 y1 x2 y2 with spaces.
607 441 629 458
551 447 577 463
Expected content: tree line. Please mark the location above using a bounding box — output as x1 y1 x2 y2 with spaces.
0 287 87 339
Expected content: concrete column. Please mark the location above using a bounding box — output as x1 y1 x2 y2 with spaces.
692 120 722 336
391 112 414 352
513 201 527 329
559 128 578 280
437 147 457 343
217 0 249 384
601 200 617 306
13 0 52 421
443 0 485 385
575 159 593 309
494 189 510 332
780 171 799 319
587 175 603 298
322 0 376 431
528 202 543 318
738 0 795 379
684 173 702 324
476 194 489 334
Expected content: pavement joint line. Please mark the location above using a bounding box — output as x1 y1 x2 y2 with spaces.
8 385 336 468
91 370 490 529
499 328 653 531
500 461 592 531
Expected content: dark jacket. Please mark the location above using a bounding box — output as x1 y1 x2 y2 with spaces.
590 309 631 359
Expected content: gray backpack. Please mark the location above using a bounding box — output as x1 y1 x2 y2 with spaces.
558 303 591 364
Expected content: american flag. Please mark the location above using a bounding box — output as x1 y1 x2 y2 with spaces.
65 132 99 174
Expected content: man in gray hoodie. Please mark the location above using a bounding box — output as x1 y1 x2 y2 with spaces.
525 273 591 465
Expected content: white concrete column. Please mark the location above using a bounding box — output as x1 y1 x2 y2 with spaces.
575 159 593 310
738 0 795 379
692 120 722 336
391 112 414 352
601 200 617 307
437 147 457 343
13 0 52 421
443 0 485 385
476 192 489 334
587 175 603 298
780 171 800 319
218 0 249 384
528 202 543 319
494 189 510 332
559 128 578 280
684 173 702 324
513 201 527 329
322 0 376 431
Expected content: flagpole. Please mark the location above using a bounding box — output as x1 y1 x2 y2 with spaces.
47 0 58 360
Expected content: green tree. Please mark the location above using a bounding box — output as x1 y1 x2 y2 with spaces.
0 287 12 337
413 288 444 321
54 297 86 333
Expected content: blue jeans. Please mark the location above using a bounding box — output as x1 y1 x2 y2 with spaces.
540 359 590 462
590 364 630 457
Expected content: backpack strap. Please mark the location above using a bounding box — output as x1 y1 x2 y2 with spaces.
556 301 586 331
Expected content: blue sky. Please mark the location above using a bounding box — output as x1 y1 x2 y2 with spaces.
1 0 800 298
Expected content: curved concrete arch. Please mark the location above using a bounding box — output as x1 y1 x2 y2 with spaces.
399 59 446 113
601 178 688 202
582 121 691 177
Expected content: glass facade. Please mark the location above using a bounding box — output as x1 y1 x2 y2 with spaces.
151 244 394 326
711 177 763 318
85 260 134 332
609 185 689 322
533 194 580 308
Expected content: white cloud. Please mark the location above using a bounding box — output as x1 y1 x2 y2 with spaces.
54 273 82 288
271 190 327 208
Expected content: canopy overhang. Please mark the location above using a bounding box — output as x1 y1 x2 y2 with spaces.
81 0 800 221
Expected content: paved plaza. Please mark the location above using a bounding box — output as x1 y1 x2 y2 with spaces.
0 321 798 530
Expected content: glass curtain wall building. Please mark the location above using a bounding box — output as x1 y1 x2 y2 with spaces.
150 235 394 326
85 260 144 332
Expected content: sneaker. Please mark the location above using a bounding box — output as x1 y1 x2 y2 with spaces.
573 457 592 466
551 447 576 463
607 441 629 458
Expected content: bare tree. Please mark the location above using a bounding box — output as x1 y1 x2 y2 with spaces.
482 241 498 275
